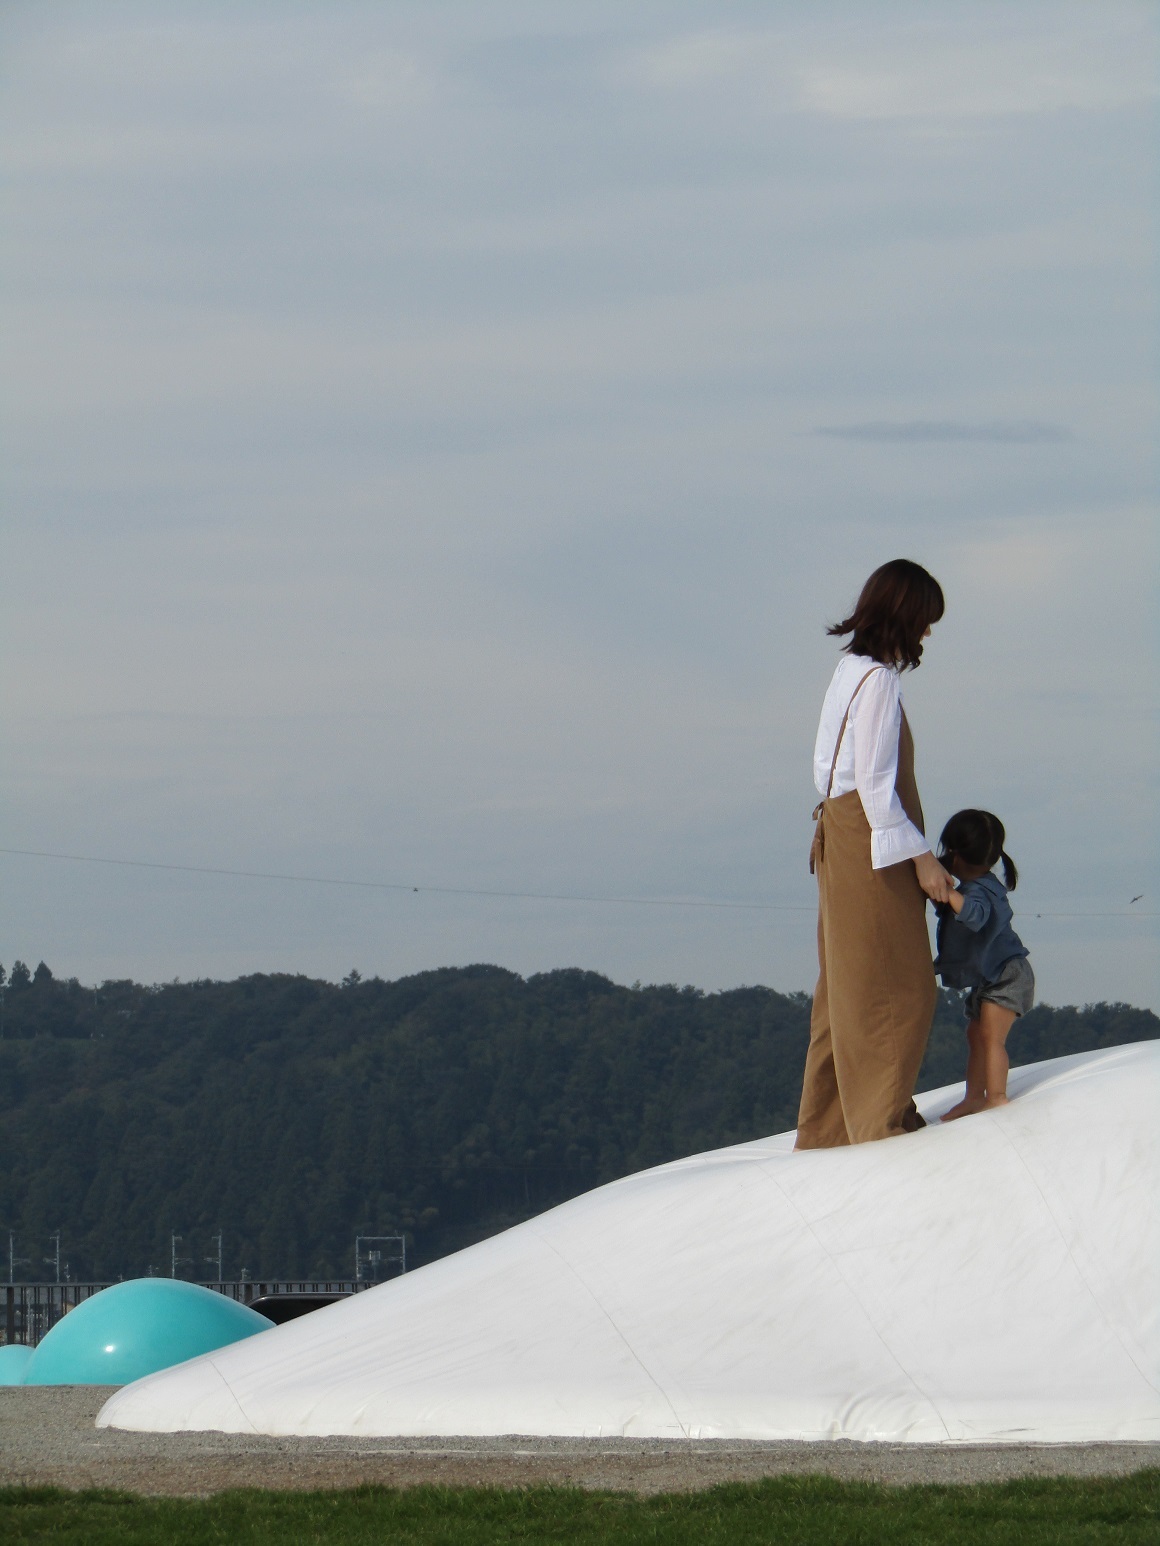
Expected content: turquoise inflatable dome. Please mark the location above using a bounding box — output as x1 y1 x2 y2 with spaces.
0 1343 33 1384
22 1280 273 1385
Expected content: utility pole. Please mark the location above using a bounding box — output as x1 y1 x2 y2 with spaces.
170 1233 192 1280
44 1233 61 1284
8 1231 30 1285
355 1235 406 1283
205 1232 223 1284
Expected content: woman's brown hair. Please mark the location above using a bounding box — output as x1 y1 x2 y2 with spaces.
828 559 945 670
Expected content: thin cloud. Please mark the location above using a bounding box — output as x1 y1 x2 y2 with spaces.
812 420 1074 445
629 17 1156 120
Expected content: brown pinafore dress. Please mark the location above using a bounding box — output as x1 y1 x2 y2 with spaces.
795 671 937 1148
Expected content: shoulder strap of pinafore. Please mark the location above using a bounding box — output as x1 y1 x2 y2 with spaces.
824 666 885 800
809 665 887 873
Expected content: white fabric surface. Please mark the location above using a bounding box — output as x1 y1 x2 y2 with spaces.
812 654 930 869
99 1044 1160 1443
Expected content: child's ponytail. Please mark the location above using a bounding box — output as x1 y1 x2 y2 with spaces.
999 849 1018 891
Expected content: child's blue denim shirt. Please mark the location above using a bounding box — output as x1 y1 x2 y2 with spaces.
934 872 1029 991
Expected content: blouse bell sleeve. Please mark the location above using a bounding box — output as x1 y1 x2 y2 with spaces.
850 669 931 870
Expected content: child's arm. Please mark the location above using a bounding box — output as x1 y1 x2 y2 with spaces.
945 883 992 931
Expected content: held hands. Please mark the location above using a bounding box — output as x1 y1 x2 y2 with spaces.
913 849 955 905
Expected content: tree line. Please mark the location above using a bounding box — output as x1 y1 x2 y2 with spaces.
0 960 1154 1282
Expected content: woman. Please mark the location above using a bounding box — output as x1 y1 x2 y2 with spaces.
796 560 953 1149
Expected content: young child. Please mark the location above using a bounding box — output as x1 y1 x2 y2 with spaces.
933 809 1034 1120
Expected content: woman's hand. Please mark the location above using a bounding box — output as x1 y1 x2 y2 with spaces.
913 849 955 904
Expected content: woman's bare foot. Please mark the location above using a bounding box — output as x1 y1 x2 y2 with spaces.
983 1094 1010 1108
941 1096 986 1121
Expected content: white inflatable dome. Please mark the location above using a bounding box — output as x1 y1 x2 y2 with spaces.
99 1043 1159 1443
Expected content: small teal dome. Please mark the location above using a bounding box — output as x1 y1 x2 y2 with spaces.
0 1343 33 1384
23 1280 273 1386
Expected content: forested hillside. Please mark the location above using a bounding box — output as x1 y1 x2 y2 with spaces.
0 959 1154 1282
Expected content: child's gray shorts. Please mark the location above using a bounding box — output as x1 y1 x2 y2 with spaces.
964 956 1035 1022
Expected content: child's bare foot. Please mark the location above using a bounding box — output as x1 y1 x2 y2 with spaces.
941 1096 986 1122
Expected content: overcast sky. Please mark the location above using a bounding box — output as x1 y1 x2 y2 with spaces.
1 1 1156 1007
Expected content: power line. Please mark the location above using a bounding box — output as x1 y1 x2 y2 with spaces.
1019 901 1155 921
0 845 1152 921
0 845 811 914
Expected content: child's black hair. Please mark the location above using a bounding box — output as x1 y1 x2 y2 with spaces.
937 809 1018 890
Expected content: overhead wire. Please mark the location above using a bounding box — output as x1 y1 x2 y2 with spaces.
0 846 1152 920
0 846 810 913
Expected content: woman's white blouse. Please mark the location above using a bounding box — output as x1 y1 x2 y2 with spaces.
812 654 930 870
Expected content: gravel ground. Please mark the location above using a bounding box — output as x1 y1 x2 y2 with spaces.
1 1389 1157 1497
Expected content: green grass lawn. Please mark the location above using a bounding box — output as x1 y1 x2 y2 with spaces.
2 1474 1157 1545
